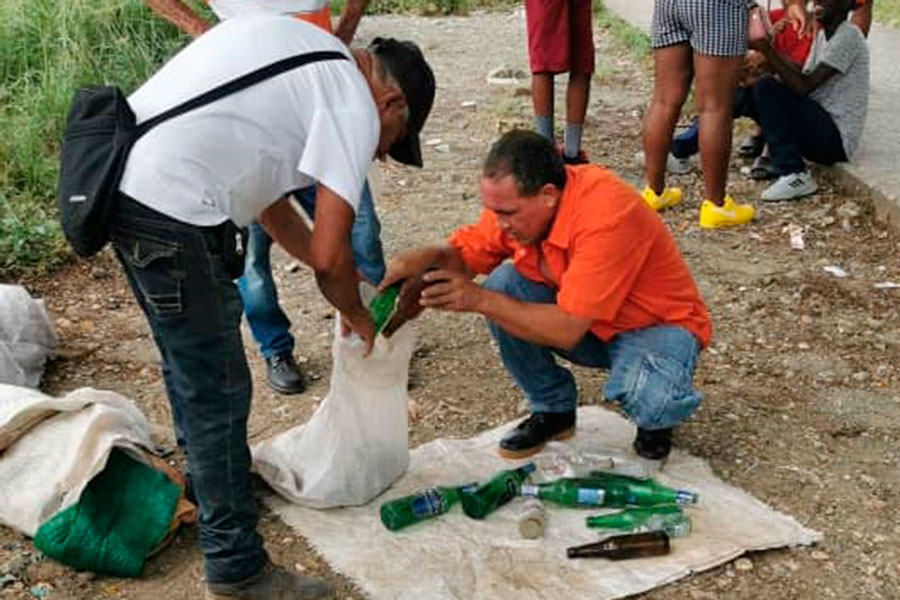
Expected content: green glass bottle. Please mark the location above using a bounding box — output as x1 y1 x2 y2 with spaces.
380 483 477 531
587 472 699 506
460 463 536 520
520 478 620 508
586 505 692 538
368 282 401 335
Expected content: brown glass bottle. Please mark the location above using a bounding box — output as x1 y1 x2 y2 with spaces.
566 531 671 560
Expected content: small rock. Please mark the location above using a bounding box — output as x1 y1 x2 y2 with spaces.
837 201 861 219
735 557 753 572
294 563 307 573
407 399 420 420
689 591 718 600
461 100 477 109
811 550 830 561
75 571 96 584
435 144 451 153
284 261 301 274
28 584 50 599
90 267 109 279
425 138 443 146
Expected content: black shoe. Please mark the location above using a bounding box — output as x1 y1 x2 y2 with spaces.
207 562 331 599
633 427 673 460
498 412 576 459
738 134 764 159
265 352 305 395
749 155 778 181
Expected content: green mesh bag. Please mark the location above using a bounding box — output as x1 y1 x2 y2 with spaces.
34 449 180 577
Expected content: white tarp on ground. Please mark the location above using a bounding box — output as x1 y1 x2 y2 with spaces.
268 406 823 600
0 285 57 388
0 385 152 536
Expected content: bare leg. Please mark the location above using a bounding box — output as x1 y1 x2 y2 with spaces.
693 53 743 205
566 72 590 126
642 44 693 195
532 73 555 140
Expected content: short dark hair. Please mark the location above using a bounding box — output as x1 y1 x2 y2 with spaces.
482 130 567 196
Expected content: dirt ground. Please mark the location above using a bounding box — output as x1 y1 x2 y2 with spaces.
3 10 900 600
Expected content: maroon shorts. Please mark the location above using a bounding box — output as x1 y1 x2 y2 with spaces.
525 0 595 74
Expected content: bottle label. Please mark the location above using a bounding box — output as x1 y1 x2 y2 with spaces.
577 488 605 505
411 490 446 518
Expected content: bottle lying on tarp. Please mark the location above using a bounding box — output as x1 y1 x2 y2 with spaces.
520 475 697 508
380 483 477 531
460 463 536 519
567 531 671 560
586 505 692 538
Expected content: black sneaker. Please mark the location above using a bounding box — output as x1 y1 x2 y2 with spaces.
265 352 305 395
633 427 673 460
738 133 764 159
498 412 576 459
206 562 331 600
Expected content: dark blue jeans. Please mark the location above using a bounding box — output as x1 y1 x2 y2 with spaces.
110 195 266 584
483 264 702 430
237 182 385 359
671 78 847 174
736 77 846 175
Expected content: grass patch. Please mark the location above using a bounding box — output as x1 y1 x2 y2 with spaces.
874 0 900 28
595 1 651 61
0 0 186 278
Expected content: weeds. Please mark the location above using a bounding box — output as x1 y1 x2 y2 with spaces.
0 0 185 278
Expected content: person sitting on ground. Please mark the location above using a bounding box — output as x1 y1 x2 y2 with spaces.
381 130 711 462
742 0 869 201
524 0 594 164
665 4 815 178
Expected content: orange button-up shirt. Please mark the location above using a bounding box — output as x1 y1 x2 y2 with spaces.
448 165 712 348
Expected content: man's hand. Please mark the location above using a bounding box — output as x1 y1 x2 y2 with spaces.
748 34 771 52
381 276 427 337
786 1 812 37
343 309 376 355
420 269 486 313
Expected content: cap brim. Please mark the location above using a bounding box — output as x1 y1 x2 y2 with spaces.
388 131 423 168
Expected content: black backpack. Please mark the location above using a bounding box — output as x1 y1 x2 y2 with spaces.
56 50 347 257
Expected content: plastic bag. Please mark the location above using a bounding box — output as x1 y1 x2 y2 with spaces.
0 285 57 388
252 322 415 508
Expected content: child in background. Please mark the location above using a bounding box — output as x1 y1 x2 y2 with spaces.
524 0 594 164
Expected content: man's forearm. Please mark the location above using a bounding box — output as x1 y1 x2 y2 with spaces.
761 46 811 95
258 197 313 265
314 245 368 322
334 0 368 45
475 290 591 351
143 0 210 37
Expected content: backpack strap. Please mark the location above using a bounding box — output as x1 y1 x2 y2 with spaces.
135 50 348 139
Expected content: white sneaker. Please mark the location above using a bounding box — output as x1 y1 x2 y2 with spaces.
633 151 693 175
760 171 817 201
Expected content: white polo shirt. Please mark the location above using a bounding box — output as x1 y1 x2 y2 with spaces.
207 0 329 20
119 15 378 227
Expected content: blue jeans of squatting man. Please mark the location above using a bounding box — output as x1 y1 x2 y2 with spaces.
237 181 386 359
483 263 702 430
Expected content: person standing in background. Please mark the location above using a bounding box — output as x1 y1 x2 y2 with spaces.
641 0 756 229
523 0 594 164
142 0 384 396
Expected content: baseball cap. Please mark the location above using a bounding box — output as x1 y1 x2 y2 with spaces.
369 37 435 168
